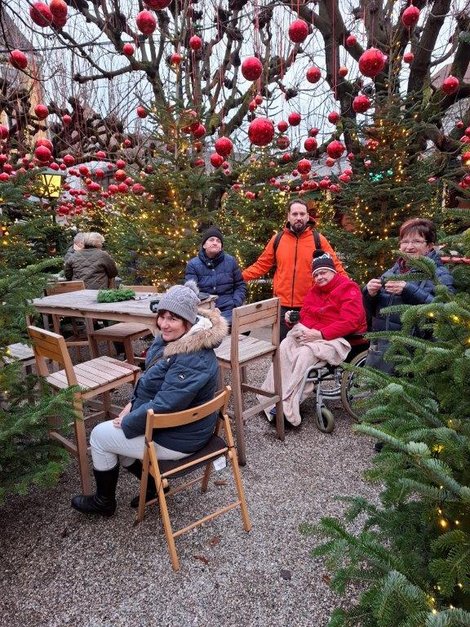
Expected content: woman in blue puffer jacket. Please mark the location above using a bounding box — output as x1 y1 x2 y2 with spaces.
71 280 228 517
185 227 247 325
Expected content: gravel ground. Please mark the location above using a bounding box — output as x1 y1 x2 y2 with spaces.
0 345 378 627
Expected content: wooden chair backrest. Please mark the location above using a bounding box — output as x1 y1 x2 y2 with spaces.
145 387 230 437
27 325 77 385
231 297 280 346
46 280 86 296
122 285 159 293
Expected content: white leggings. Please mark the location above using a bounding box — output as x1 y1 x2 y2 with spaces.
90 420 190 471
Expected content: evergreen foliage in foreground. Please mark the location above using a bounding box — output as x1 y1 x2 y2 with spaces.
302 264 470 624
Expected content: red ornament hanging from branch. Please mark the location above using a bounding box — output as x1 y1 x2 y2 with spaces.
288 19 310 44
304 137 318 152
30 3 53 28
136 10 157 35
241 57 263 81
189 35 203 50
297 159 311 174
306 66 321 83
326 140 345 159
401 5 420 28
145 0 171 9
248 118 275 146
358 48 387 78
277 120 289 133
288 112 301 126
442 75 460 95
214 137 233 157
352 94 371 113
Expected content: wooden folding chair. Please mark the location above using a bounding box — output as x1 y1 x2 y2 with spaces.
89 285 156 365
215 298 284 465
27 325 141 494
135 386 252 571
45 280 89 359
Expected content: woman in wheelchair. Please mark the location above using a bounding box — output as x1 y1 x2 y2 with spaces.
71 280 228 517
260 250 367 427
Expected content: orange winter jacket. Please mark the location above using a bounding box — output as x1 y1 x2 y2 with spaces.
242 225 347 308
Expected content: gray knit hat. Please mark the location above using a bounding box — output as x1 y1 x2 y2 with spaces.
312 250 336 275
156 280 200 324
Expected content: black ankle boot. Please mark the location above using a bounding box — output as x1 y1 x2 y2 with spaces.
71 464 119 517
124 459 157 508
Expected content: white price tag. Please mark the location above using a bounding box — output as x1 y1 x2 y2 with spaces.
213 455 227 471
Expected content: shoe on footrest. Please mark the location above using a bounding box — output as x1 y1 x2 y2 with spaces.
263 407 277 423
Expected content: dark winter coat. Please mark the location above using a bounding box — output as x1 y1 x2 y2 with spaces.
363 249 455 333
121 309 228 453
185 250 246 323
64 247 118 289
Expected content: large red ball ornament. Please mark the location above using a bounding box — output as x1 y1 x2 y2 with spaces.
241 57 263 81
145 0 171 8
328 111 340 124
35 145 52 162
30 3 52 27
136 10 157 35
34 104 49 119
306 66 321 84
304 137 318 152
210 153 224 168
50 0 67 19
309 127 319 137
36 138 53 151
288 19 309 44
338 66 348 78
215 137 233 157
288 112 301 126
345 34 357 47
63 154 75 167
297 159 311 174
327 140 345 159
136 106 148 118
358 48 387 78
403 51 414 64
277 120 288 133
0 125 9 140
123 43 135 56
189 35 202 50
401 5 420 28
248 118 275 146
277 135 290 150
325 157 336 167
10 49 28 70
352 94 371 113
192 123 206 138
170 52 183 65
442 75 459 95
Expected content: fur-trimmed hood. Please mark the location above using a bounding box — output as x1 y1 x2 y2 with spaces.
163 308 228 357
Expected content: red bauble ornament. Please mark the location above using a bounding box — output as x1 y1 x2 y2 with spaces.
117 182 129 193
62 114 72 125
210 153 224 168
30 3 53 27
0 173 10 182
0 125 9 140
330 184 340 193
145 0 171 8
192 123 206 139
358 48 387 78
215 137 233 157
123 43 135 56
288 19 309 44
309 128 319 137
325 157 336 167
401 5 420 28
304 137 318 152
319 178 330 190
78 165 90 177
94 168 105 179
465 127 470 138
193 158 205 168
36 138 53 151
328 111 340 124
248 100 257 112
403 51 414 64
277 135 290 150
114 169 127 182
277 120 288 133
306 66 321 84
34 104 49 119
345 34 357 47
241 57 263 81
297 159 311 174
442 75 459 95
116 159 126 169
255 95 263 105
95 150 106 160
35 145 51 162
50 0 67 19
288 112 301 126
456 120 464 129
136 106 148 118
189 35 202 50
281 153 291 163
63 154 75 167
352 94 371 113
170 52 183 65
338 66 348 78
10 50 28 70
462 151 470 163
136 11 157 35
248 118 275 146
327 140 345 159
338 173 351 183
132 183 145 195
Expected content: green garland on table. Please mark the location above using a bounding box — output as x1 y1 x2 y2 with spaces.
96 288 135 303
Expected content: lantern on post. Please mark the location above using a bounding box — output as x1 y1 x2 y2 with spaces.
36 168 66 222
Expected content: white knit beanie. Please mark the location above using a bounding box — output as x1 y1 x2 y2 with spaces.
156 280 200 324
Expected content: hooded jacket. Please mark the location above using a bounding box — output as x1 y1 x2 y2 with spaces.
363 249 455 332
185 249 246 323
242 224 347 308
121 309 228 453
299 273 367 340
64 247 118 289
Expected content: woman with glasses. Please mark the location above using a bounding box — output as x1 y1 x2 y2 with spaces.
363 218 455 372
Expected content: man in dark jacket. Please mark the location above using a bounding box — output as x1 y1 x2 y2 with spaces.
185 227 246 324
64 231 118 289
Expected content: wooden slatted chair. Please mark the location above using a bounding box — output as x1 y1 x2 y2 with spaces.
135 386 252 571
45 280 89 359
215 298 284 466
88 285 156 365
27 325 141 494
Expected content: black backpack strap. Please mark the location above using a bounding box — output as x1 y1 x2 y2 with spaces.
273 229 322 261
273 231 284 259
313 230 321 250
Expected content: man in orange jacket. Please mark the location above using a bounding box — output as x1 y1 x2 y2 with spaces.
242 198 347 340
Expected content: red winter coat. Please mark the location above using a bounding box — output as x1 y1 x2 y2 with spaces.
299 273 366 340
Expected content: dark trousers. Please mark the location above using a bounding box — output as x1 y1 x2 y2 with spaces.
280 306 301 342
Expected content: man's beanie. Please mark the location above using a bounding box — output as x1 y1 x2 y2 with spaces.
201 226 224 247
312 250 336 275
156 280 200 324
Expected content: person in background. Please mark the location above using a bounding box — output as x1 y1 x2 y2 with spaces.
363 217 455 373
185 227 246 326
63 231 85 264
260 251 366 427
71 280 228 517
242 198 347 340
64 231 118 289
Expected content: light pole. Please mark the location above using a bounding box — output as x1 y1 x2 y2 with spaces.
36 168 66 223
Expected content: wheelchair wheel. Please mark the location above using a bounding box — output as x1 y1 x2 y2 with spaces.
341 350 369 421
316 404 335 433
